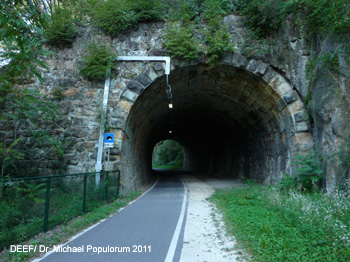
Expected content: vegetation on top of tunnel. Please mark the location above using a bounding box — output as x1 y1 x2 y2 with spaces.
152 140 183 170
163 0 235 66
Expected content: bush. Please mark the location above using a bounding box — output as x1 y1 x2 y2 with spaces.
278 174 298 191
163 21 201 59
203 1 235 66
240 0 291 37
44 7 77 46
238 0 350 39
80 43 116 81
92 0 139 36
295 151 324 192
163 0 234 64
279 151 324 193
131 0 163 22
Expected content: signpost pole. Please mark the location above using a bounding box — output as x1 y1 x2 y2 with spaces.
107 148 110 171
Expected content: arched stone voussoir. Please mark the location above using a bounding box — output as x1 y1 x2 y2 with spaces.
116 56 314 190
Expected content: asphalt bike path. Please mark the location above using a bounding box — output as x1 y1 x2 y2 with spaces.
37 171 187 262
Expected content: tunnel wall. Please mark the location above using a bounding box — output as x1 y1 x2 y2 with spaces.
119 56 314 191
3 19 325 192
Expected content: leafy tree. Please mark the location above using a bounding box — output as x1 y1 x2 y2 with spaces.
0 1 61 178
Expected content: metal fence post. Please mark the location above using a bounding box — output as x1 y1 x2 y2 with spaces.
105 171 109 202
43 177 51 232
83 173 87 213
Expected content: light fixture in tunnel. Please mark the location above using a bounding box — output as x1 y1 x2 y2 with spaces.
169 130 172 134
168 103 173 109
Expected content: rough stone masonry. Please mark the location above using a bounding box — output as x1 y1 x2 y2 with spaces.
6 15 349 192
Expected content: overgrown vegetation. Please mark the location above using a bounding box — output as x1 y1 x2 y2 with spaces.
211 184 350 261
238 0 350 39
163 0 235 65
43 6 77 47
0 1 64 179
0 172 120 251
80 43 116 81
92 0 139 37
152 140 183 169
163 21 200 60
0 189 140 262
279 151 324 192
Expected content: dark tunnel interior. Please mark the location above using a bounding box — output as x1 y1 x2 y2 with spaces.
121 64 294 189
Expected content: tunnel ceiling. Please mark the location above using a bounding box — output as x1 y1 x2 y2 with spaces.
122 63 305 186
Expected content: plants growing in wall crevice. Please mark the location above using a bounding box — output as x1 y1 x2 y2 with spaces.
163 0 235 66
80 43 116 82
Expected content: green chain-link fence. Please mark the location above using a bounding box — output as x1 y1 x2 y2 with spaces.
0 171 120 250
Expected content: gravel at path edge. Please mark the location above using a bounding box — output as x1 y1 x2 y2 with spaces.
179 175 244 262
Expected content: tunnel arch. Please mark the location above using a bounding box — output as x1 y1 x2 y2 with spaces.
118 57 313 191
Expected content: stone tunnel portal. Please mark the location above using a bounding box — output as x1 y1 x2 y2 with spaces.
121 63 312 190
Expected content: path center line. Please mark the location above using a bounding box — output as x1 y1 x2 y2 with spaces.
164 177 188 262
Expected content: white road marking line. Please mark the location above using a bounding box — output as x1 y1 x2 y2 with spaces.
164 177 188 262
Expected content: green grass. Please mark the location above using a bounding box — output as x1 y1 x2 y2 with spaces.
1 191 140 262
0 176 118 249
210 185 350 262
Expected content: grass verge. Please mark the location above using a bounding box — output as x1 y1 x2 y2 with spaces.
0 191 140 262
210 185 350 262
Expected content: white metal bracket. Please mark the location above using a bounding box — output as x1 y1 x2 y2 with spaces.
116 56 171 75
95 56 171 181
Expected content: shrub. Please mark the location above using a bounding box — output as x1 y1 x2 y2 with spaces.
240 0 291 37
295 151 324 192
44 7 77 46
92 0 139 36
278 174 298 191
163 21 201 59
80 43 116 81
203 1 235 66
163 0 234 64
131 0 163 22
238 0 350 39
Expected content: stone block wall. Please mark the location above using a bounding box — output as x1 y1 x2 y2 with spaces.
2 16 348 191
